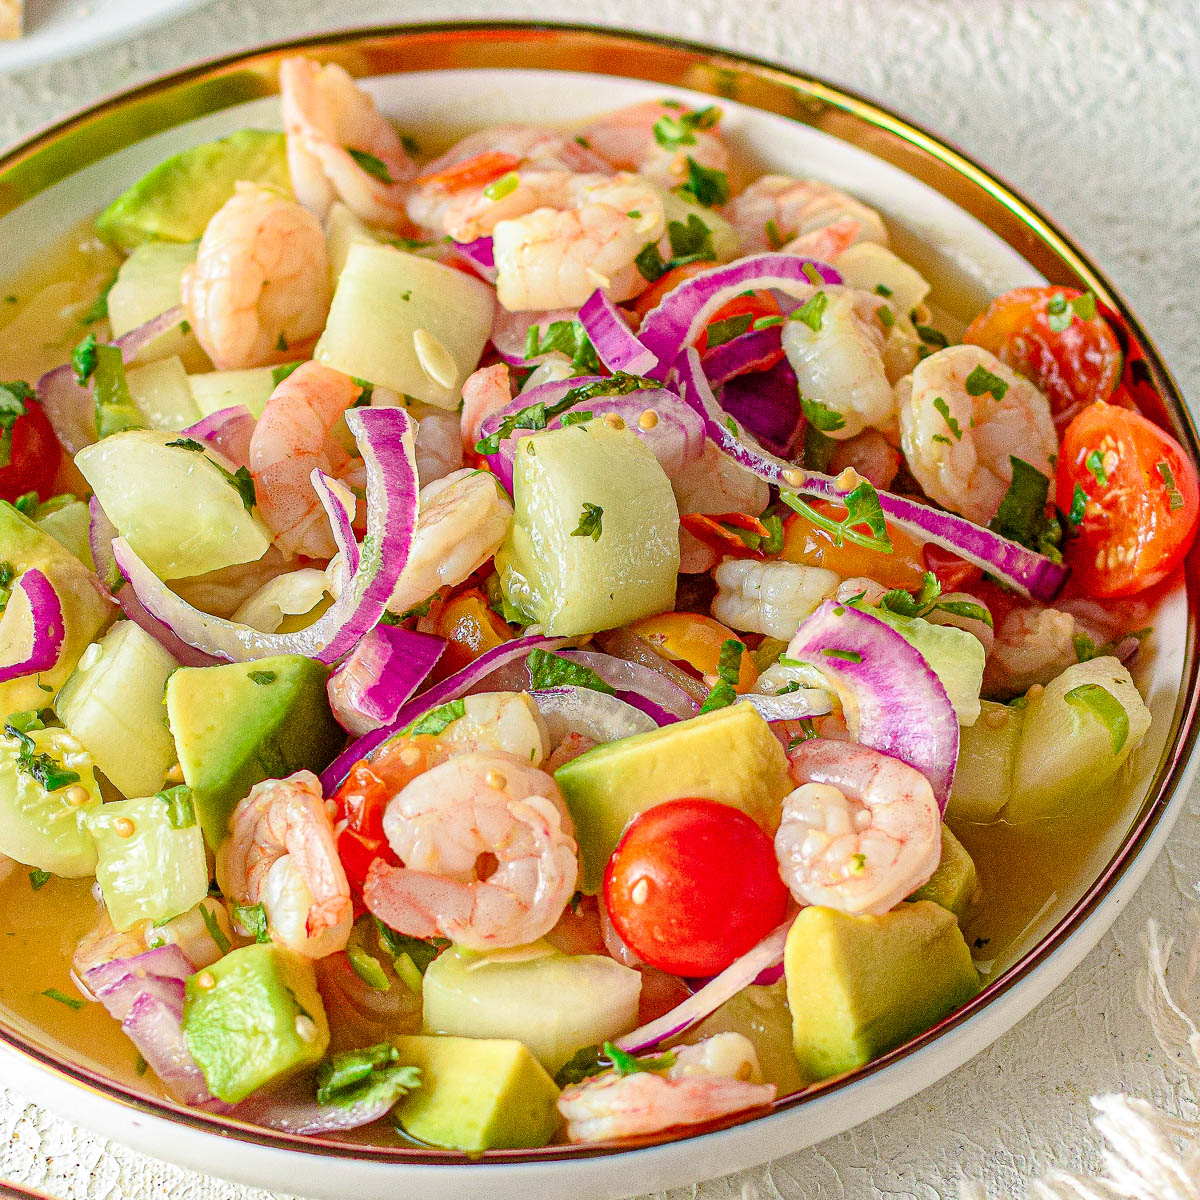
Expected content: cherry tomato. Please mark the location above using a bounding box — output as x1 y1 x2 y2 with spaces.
781 501 930 589
1056 401 1199 597
678 511 767 561
603 798 789 977
629 262 712 319
0 388 59 504
695 293 784 373
921 543 982 594
433 587 510 677
964 285 1122 431
626 612 757 692
416 150 520 192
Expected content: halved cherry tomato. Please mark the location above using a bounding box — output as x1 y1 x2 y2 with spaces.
964 285 1122 431
780 501 930 589
1056 401 1198 597
679 511 767 561
630 262 712 320
433 587 511 676
604 798 790 977
415 150 520 193
921 544 982 594
627 611 757 692
0 388 59 504
695 293 783 373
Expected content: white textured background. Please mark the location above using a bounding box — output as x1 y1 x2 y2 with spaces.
2 1 1199 1196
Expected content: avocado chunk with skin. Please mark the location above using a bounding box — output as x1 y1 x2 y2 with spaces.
908 825 978 921
95 130 291 252
166 655 345 849
183 944 329 1103
784 901 980 1081
392 1034 561 1151
0 501 113 714
553 703 790 893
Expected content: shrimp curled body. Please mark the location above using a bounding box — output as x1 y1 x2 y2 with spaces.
216 771 353 959
776 738 941 915
363 750 578 950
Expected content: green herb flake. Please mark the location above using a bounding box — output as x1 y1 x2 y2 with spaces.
932 396 963 440
13 491 39 515
81 274 118 326
92 343 144 440
71 334 99 384
0 381 35 469
820 648 863 663
3 720 80 792
232 902 271 943
1072 291 1098 321
1084 448 1109 487
271 361 301 387
559 410 593 427
989 456 1060 558
964 364 1010 401
526 648 615 694
555 1044 607 1087
651 104 719 150
405 699 466 738
155 784 196 829
914 323 949 350
1156 460 1185 511
877 304 895 329
751 314 785 331
1067 482 1089 528
483 171 520 202
347 149 395 184
1046 291 1072 334
43 988 84 1010
315 1042 420 1109
790 290 829 333
347 944 391 991
603 1041 676 1077
936 599 994 628
879 571 942 619
705 312 753 348
571 502 604 542
798 393 845 433
677 157 729 207
165 437 258 512
1065 682 1129 754
275 333 289 353
780 480 893 555
373 919 447 974
765 219 794 250
198 903 231 954
28 868 51 891
247 670 277 685
874 283 893 297
524 319 603 375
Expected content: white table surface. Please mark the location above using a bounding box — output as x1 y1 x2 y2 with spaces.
2 1 1199 1196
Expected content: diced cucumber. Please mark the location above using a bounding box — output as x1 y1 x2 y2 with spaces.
422 941 641 1074
834 242 931 317
85 792 209 929
54 622 178 798
496 420 680 635
315 242 495 409
75 429 271 580
125 357 201 431
0 725 101 875
106 241 201 365
325 201 381 282
188 366 281 419
946 700 1022 823
658 187 740 262
872 608 985 725
1005 657 1151 823
32 498 94 569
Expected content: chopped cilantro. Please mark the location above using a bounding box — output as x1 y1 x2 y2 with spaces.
373 919 447 974
198 903 231 954
874 283 893 297
3 720 80 792
651 105 719 150
790 291 829 332
677 157 728 207
71 334 98 384
705 312 753 348
799 393 846 433
81 274 118 325
347 149 394 184
989 457 1061 559
29 869 50 891
879 571 943 618
275 333 288 353
761 511 785 554
780 480 893 554
634 214 716 282
1084 449 1108 487
555 1044 607 1087
932 395 963 440
821 648 863 662
316 1042 420 1109
571 502 604 541
156 784 196 829
604 1041 675 1076
165 437 257 512
802 423 837 472
765 219 794 250
247 670 277 685
526 648 615 694
405 699 465 738
1067 482 1088 528
877 304 895 329
914 323 949 350
559 409 593 427
699 638 745 713
1064 682 1129 754
232 902 271 943
271 362 301 386
523 319 603 374
0 381 35 469
964 364 1009 401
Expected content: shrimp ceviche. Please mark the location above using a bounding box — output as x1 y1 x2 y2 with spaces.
0 59 1196 1153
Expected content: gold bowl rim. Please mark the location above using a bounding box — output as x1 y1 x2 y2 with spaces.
0 17 1197 1169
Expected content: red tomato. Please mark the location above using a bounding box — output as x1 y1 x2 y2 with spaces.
1056 401 1199 597
0 389 59 504
603 798 789 977
416 150 520 192
695 293 783 372
630 262 712 319
964 285 1122 431
921 543 982 594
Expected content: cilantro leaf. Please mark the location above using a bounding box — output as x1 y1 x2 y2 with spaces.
1085 449 1108 487
0 381 34 469
156 784 195 829
705 312 753 348
651 105 720 150
603 1041 676 1076
677 158 729 207
315 1042 420 1110
165 437 257 512
526 648 615 694
964 364 1009 401
932 396 963 440
780 480 893 554
524 319 603 375
347 149 394 184
989 456 1061 558
555 1044 607 1087
1064 682 1129 754
404 699 465 737
878 571 943 618
791 291 829 333
1067 482 1088 528
81 274 118 326
799 393 846 433
373 919 447 973
29 869 50 891
198 903 231 954
571 502 604 541
71 334 98 385
3 720 80 792
765 219 794 250
232 902 271 943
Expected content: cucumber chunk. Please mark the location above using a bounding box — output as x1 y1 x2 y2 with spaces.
75 429 271 580
422 941 641 1074
188 366 280 419
106 242 202 366
325 201 381 282
496 419 680 635
55 622 179 798
86 791 209 929
32 498 94 569
125 357 201 431
658 188 740 262
315 242 494 409
946 700 1022 823
0 724 101 876
872 608 985 725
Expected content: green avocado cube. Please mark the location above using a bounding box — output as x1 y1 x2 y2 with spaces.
95 130 291 251
784 901 980 1081
908 824 978 921
183 944 329 1103
165 655 346 849
553 703 790 892
392 1035 560 1151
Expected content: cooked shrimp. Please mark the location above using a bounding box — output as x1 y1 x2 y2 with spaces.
712 558 840 640
672 442 770 516
579 99 729 192
144 897 234 971
385 467 513 615
181 182 331 370
729 175 889 256
983 605 1079 697
73 908 146 991
492 173 665 311
363 750 578 950
249 361 362 559
412 408 464 484
777 738 941 915
460 362 513 451
557 1033 774 1143
828 427 901 489
440 170 591 244
216 770 352 959
897 344 1058 525
781 287 895 440
280 57 416 228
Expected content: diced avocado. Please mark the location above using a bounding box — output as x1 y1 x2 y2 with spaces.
125 357 201 430
784 900 980 1081
496 420 680 636
392 1034 560 1151
31 498 93 569
946 700 1022 823
166 655 345 848
0 724 101 875
95 130 291 251
554 703 790 893
188 366 280 419
872 609 985 726
908 825 978 921
183 944 329 1103
85 791 209 929
106 243 201 365
1005 656 1151 824
422 941 641 1074
0 501 114 714
55 622 178 797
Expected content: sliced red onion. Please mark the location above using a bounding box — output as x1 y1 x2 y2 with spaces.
675 348 1069 601
182 405 256 469
558 650 700 719
702 327 783 388
0 568 65 683
637 255 842 379
616 692 680 727
717 357 804 459
84 944 194 1008
231 1067 415 1135
578 289 659 376
615 920 792 1053
735 688 832 722
327 625 445 736
787 600 958 808
530 686 657 746
88 498 216 667
111 407 418 663
490 305 578 367
319 633 569 792
452 236 496 282
37 307 188 453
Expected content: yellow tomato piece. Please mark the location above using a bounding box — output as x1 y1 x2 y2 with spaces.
436 590 510 675
779 507 929 590
627 612 758 693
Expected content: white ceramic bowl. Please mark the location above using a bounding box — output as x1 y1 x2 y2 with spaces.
1 23 1197 1200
